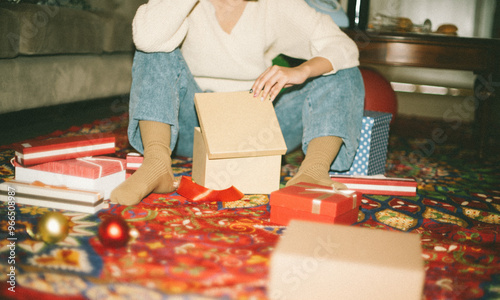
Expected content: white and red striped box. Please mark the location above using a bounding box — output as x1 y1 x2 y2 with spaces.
330 175 418 196
0 180 105 214
125 152 143 178
14 133 116 166
13 156 126 199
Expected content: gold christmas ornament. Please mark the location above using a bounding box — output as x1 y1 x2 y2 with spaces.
27 212 69 244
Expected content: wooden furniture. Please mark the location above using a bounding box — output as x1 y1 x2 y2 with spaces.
345 29 500 159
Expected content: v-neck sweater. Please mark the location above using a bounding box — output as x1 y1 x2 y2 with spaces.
132 0 359 92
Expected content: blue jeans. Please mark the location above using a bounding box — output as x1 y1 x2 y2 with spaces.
128 49 364 171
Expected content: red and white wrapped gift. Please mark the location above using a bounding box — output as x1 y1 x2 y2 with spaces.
13 133 115 166
330 175 418 196
13 156 126 199
0 180 105 214
126 152 143 170
269 182 362 226
125 152 143 178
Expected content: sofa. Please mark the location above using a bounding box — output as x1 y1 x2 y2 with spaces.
0 0 146 114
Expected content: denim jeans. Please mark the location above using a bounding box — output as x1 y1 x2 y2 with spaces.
128 49 364 171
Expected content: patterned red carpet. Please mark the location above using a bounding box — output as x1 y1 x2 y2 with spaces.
0 112 499 299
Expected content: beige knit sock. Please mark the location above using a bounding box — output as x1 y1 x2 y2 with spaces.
110 121 175 205
286 136 347 190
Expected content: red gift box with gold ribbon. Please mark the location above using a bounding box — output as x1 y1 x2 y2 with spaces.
269 182 362 226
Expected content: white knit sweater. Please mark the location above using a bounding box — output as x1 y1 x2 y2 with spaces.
132 0 359 92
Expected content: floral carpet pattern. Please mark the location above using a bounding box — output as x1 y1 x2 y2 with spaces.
0 113 499 300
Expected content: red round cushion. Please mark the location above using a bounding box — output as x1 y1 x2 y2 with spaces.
360 68 398 123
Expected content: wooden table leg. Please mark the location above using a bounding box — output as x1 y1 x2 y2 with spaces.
474 72 498 160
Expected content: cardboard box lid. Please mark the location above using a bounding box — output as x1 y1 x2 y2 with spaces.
194 91 287 159
274 220 424 273
269 220 425 300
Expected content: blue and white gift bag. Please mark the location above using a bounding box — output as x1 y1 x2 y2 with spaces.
331 110 392 176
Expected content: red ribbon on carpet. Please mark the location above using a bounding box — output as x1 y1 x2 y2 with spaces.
177 176 244 202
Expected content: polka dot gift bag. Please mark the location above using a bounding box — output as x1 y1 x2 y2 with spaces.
331 110 393 176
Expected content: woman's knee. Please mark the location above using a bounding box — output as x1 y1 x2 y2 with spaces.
132 49 184 73
314 67 365 108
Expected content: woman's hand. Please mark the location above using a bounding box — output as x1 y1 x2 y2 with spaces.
251 65 308 102
251 57 334 102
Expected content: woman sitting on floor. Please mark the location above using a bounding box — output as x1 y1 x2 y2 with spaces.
111 0 364 205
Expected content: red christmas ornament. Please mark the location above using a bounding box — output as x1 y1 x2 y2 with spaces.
98 215 130 248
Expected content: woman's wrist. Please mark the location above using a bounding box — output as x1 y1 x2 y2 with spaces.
299 57 333 79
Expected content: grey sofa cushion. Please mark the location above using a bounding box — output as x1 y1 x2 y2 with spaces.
0 1 144 58
93 10 134 53
0 53 134 113
0 7 20 58
1 4 104 55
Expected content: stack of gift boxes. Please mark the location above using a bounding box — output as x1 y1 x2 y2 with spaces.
268 110 417 227
0 133 126 214
325 110 417 197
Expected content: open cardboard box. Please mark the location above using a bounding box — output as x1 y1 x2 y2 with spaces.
192 91 287 194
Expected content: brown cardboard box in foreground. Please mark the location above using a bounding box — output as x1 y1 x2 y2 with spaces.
268 220 425 300
192 91 287 194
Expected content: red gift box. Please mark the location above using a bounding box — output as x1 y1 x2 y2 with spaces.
125 152 143 178
330 175 418 196
14 156 126 199
19 156 125 179
269 182 362 226
126 152 143 170
14 133 115 166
